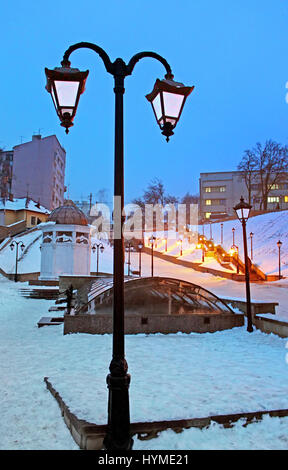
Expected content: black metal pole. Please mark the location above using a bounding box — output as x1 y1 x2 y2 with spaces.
128 244 131 276
221 223 223 245
151 241 154 277
96 245 99 275
279 245 281 280
139 248 142 277
250 234 253 260
242 221 253 332
60 42 174 453
15 243 18 283
104 70 133 451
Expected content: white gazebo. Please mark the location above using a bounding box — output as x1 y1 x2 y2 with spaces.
39 201 91 280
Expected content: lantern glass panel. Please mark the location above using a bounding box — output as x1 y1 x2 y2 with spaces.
54 80 80 107
162 91 184 118
152 93 162 121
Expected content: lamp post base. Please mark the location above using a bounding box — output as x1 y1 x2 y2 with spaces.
103 360 133 451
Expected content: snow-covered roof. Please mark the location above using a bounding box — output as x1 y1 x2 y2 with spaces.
0 198 50 214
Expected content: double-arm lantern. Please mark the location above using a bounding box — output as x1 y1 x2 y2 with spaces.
44 41 193 452
45 64 89 133
145 76 194 141
45 59 193 141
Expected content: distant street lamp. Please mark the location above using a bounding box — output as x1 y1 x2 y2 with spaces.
138 241 143 277
125 242 133 276
277 240 282 280
92 242 104 275
197 242 205 262
250 232 254 260
232 227 235 245
149 235 156 277
234 197 253 333
10 240 25 282
220 223 223 245
178 238 183 256
230 245 239 274
45 41 193 451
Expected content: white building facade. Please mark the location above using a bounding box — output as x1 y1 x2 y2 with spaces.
39 203 91 280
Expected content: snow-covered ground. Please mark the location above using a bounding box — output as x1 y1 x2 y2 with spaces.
0 275 288 450
0 210 288 450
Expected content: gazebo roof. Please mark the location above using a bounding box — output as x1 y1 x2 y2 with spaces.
48 200 88 226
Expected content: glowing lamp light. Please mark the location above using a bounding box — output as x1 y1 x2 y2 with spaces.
233 197 252 223
45 65 89 133
146 76 194 141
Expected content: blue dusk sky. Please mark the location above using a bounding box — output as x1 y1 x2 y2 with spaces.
0 1 288 205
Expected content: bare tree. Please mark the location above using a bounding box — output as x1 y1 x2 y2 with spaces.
257 140 288 210
238 140 288 210
237 149 258 205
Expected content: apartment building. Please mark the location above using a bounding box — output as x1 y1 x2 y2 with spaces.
199 170 288 220
10 134 66 211
0 150 13 199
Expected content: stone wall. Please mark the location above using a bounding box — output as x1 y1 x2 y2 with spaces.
64 312 244 335
254 316 288 338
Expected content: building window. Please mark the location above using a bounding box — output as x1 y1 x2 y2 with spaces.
204 186 226 193
31 216 36 225
270 184 279 190
205 199 226 206
284 196 288 203
267 196 279 203
205 212 211 219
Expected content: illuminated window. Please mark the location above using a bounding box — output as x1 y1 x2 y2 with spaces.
267 196 279 203
204 186 226 193
205 200 211 205
284 196 288 203
270 184 279 190
205 212 211 219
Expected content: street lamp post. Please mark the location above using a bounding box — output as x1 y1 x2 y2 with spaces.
10 240 25 282
220 223 223 245
209 221 212 240
178 238 183 256
250 232 254 260
45 42 193 450
92 242 104 275
138 241 143 277
232 227 235 246
233 197 253 333
164 237 168 252
149 235 156 277
125 242 133 276
277 240 282 280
